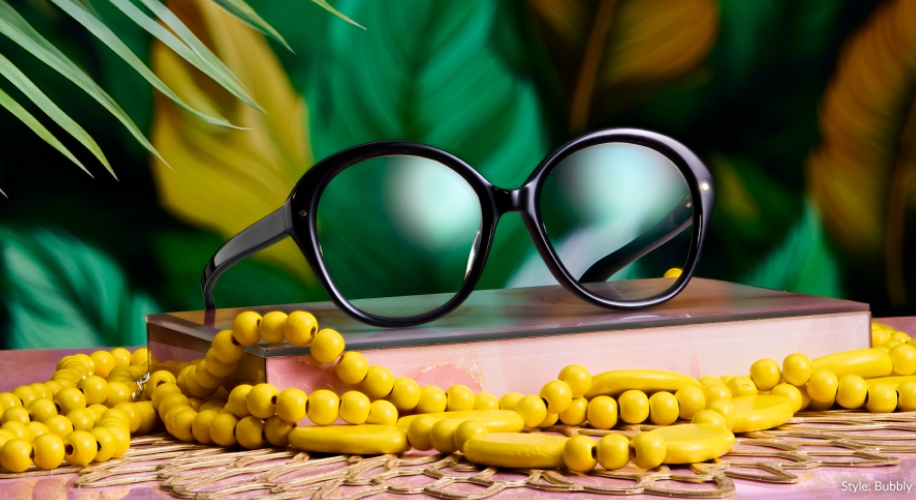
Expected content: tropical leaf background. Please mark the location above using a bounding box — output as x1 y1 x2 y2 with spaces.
1 0 914 348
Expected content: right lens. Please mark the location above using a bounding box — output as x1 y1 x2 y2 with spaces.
316 155 482 317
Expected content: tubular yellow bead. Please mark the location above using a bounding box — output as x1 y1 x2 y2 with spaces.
32 433 65 470
110 348 131 367
691 409 727 427
158 393 191 420
514 395 547 428
105 382 132 407
147 370 178 391
890 344 916 375
539 380 573 414
771 384 804 412
416 386 447 414
211 330 244 364
43 415 73 439
675 386 706 419
226 385 253 419
339 391 371 424
64 430 97 466
806 370 839 403
586 395 618 429
499 392 524 411
558 364 592 398
89 426 117 461
276 388 308 424
703 384 731 402
407 415 438 451
559 397 588 426
28 398 58 423
618 390 650 424
1 421 28 440
192 410 219 445
265 416 295 447
336 352 369 385
209 413 239 447
726 376 758 398
836 374 868 409
90 351 116 379
388 378 421 412
0 439 32 472
705 399 735 430
597 433 630 470
284 311 318 346
246 384 280 419
2 406 30 425
454 420 487 452
630 432 665 469
204 349 237 378
648 391 679 425
0 393 21 412
13 386 39 407
311 329 345 364
563 435 597 472
307 390 340 426
474 392 499 411
366 400 398 426
130 348 148 366
782 353 813 386
26 421 48 440
360 366 395 400
236 416 266 449
446 385 476 412
866 385 897 413
897 381 916 411
259 311 288 344
232 311 263 346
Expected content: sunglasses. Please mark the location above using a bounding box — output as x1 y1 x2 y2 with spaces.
202 128 715 328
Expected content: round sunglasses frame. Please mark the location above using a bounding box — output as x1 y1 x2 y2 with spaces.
202 128 715 328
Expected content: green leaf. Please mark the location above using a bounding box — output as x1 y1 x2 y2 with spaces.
0 86 88 176
0 53 113 177
0 227 159 349
211 0 291 51
310 0 363 30
47 0 238 128
0 0 166 166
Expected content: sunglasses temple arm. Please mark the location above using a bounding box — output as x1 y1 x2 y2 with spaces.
579 197 693 283
201 205 292 309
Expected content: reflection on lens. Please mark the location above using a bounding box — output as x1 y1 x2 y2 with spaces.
538 143 693 301
317 155 482 317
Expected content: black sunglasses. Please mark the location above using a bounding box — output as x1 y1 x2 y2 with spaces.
202 128 715 328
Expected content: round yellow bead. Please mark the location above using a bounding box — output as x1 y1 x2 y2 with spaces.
703 384 731 402
0 438 32 472
28 398 58 423
539 380 572 414
897 381 916 411
135 401 159 435
586 395 618 430
44 381 63 397
892 331 912 343
514 395 547 428
74 353 96 375
236 416 267 449
770 384 804 412
147 370 178 391
806 370 839 403
2 406 30 425
339 391 371 424
430 419 459 454
782 353 812 386
648 391 679 426
366 400 398 426
43 415 73 439
473 392 499 411
13 386 39 407
749 359 781 391
77 376 109 405
890 344 916 375
311 328 345 364
265 415 295 447
499 392 524 411
171 409 198 442
32 433 65 470
232 311 263 346
130 348 148 366
698 375 723 387
618 390 650 424
89 426 117 461
416 386 447 414
596 433 630 470
26 421 48 440
277 388 308 423
0 429 13 448
691 409 727 427
211 330 244 364
226 385 253 419
453 420 487 453
105 382 133 407
151 383 182 412
538 412 559 428
336 352 369 385
630 432 665 469
446 385 476 412
67 409 95 432
259 311 288 344
191 410 219 445
87 404 108 422
64 430 97 466
105 425 130 458
194 362 224 390
307 390 340 426
866 385 897 413
360 366 394 400
110 348 131 367
204 349 237 378
836 374 867 409
29 383 50 400
246 383 279 419
1 421 28 440
0 393 21 412
559 397 588 426
284 311 318 346
720 374 736 385
199 399 226 413
90 351 116 379
675 386 706 420
407 415 438 451
388 378 421 412
705 399 735 430
563 435 597 472
159 392 191 420
186 368 216 399
726 376 758 398
558 365 592 398
209 413 239 447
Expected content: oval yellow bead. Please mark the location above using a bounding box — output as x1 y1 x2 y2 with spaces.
211 330 244 364
236 416 267 449
209 413 239 447
407 415 437 451
647 423 735 464
698 375 723 388
691 409 727 427
246 383 279 419
265 415 295 447
192 410 219 445
705 399 735 430
225 385 253 419
289 424 409 454
430 419 460 454
703 384 731 402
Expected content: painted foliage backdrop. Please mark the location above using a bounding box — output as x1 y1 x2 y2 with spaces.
0 0 914 348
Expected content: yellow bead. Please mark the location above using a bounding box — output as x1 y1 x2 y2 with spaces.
807 394 835 411
559 397 587 426
236 416 266 449
259 311 288 344
782 353 812 386
473 392 499 411
366 400 398 426
538 412 559 428
26 421 48 440
226 385 253 419
28 398 58 423
596 433 630 470
691 409 727 427
64 430 97 466
448 420 484 453
89 426 117 462
388 378 421 412
78 376 109 405
32 433 65 470
2 406 30 425
664 267 682 278
360 366 394 400
726 376 758 398
698 375 723 387
720 374 736 385
703 384 731 402
407 415 437 451
499 392 524 411
246 383 279 419
539 380 572 414
705 399 735 430
0 430 13 448
890 344 916 375
74 353 96 375
416 386 447 414
0 438 32 472
264 415 294 447
563 435 597 472
749 359 781 391
586 395 618 429
199 399 226 413
52 369 80 384
618 390 649 424
514 395 547 428
90 351 116 379
0 393 21 412
86 404 107 423
836 374 867 409
44 381 63 397
100 408 131 429
151 383 182 412
873 328 892 346
13 386 39 407
284 311 318 346
194 362 224 390
892 331 912 343
104 425 130 458
277 388 307 423
110 348 131 367
171 408 198 442
204 349 238 378
191 410 219 445
648 391 679 425
558 365 592 398
897 381 916 411
806 370 838 403
1 421 28 440
307 390 339 426
135 401 159 435
159 392 191 420
29 383 50 400
66 408 95 432
209 413 239 447
105 382 132 407
336 352 369 385
771 384 804 412
43 415 73 439
446 385 476 412
630 432 665 469
674 386 706 420
232 311 263 346
311 328 345 364
212 330 244 364
147 370 178 391
866 385 897 413
430 419 459 454
130 348 148 366
339 391 371 424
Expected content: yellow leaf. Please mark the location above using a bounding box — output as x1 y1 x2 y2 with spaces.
150 0 313 284
805 0 916 303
